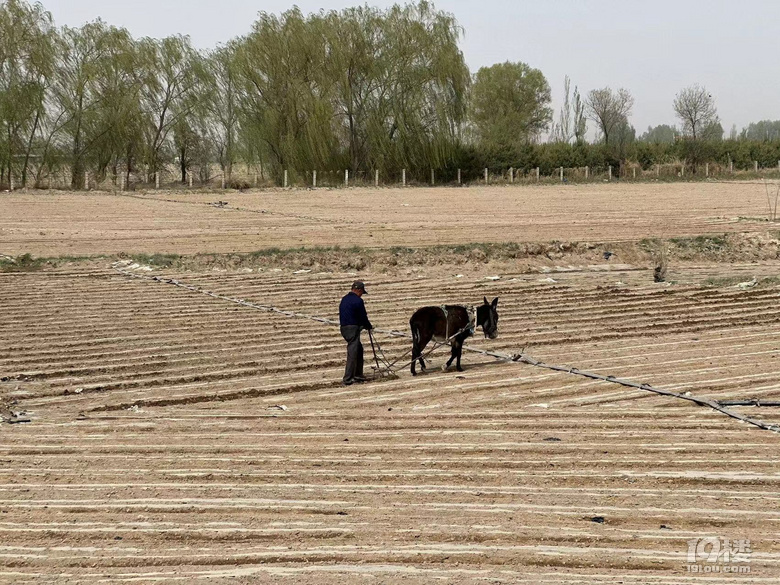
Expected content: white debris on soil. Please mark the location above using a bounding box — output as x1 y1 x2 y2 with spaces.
293 269 312 274
484 276 501 281
736 277 757 289
124 263 154 271
539 277 557 283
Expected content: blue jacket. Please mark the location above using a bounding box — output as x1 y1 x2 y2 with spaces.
339 292 372 329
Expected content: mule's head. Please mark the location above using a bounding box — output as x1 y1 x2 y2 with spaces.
476 297 499 339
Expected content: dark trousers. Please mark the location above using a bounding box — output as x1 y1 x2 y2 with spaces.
341 325 364 383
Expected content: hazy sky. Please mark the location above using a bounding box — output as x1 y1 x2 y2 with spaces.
46 0 779 137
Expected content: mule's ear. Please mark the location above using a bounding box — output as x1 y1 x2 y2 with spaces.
491 297 499 308
483 296 489 305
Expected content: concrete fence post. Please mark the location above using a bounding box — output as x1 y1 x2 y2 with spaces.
536 167 540 182
155 172 160 189
188 173 193 188
375 169 379 187
560 166 564 182
705 163 709 177
313 170 317 188
431 168 435 186
681 164 684 177
656 164 660 177
402 168 406 187
585 166 589 179
729 159 733 174
632 167 636 179
84 171 90 190
283 170 288 188
754 161 759 172
509 167 514 183
484 168 488 184
254 172 258 187
120 174 125 191
9 171 14 191
457 168 461 185
608 165 612 181
221 174 226 189
345 169 349 187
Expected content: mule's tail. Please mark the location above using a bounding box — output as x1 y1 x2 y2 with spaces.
411 325 420 345
409 320 421 375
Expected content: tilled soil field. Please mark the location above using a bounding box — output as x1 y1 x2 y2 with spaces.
0 182 775 256
2 261 780 583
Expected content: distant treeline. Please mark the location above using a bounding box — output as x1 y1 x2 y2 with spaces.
456 138 780 179
1 0 778 189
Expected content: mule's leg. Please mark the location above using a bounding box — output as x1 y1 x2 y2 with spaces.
444 343 457 371
411 327 432 376
455 340 464 372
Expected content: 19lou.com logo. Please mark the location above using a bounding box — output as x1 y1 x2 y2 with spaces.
686 537 752 573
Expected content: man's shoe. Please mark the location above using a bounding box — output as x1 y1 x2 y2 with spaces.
342 379 354 386
352 376 368 383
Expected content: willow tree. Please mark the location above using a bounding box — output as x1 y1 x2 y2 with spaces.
233 8 335 182
138 34 202 177
52 21 139 188
319 1 469 176
89 28 144 183
200 43 240 183
0 0 56 186
364 1 469 175
234 2 469 182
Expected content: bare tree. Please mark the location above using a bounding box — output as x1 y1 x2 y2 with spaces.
585 87 634 145
673 84 718 140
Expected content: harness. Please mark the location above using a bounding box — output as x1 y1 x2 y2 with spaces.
439 305 478 341
439 305 448 340
468 305 478 335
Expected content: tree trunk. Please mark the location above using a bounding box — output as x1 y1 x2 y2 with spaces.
22 109 42 188
71 97 85 189
180 146 187 183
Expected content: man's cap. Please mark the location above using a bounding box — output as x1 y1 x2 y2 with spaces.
351 280 368 294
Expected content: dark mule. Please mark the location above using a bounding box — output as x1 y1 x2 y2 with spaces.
409 297 499 376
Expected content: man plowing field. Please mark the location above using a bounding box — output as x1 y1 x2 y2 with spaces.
339 281 373 385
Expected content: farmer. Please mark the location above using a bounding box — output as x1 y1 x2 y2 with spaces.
339 280 373 385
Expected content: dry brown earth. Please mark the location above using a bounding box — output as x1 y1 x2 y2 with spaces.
1 184 780 583
0 182 775 256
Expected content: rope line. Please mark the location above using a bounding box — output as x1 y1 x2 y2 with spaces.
112 263 780 434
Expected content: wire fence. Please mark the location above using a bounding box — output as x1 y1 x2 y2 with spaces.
6 160 780 191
